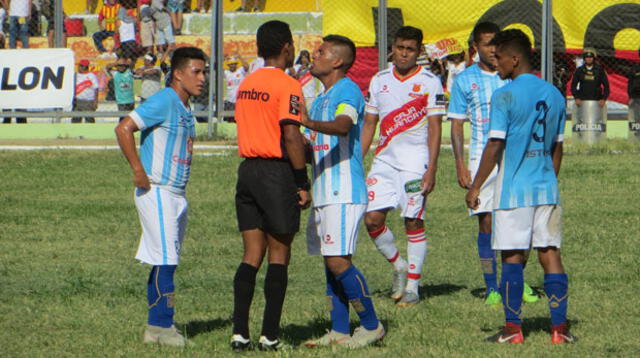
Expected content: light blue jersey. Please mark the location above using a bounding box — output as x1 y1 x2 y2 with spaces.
448 64 509 160
489 74 566 209
130 88 195 194
306 77 367 207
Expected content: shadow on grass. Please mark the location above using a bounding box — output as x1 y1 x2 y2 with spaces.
281 317 394 345
421 283 466 299
181 317 231 338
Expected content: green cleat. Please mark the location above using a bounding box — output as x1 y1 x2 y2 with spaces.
522 282 539 303
484 290 502 305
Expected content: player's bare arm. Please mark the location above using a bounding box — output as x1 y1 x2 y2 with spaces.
361 112 379 158
552 141 564 177
300 101 353 136
282 123 311 209
451 119 472 189
466 138 504 209
422 114 443 195
115 117 150 190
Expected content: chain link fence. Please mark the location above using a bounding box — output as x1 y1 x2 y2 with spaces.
1 0 638 135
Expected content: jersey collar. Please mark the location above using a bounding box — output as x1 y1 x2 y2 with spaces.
392 65 422 82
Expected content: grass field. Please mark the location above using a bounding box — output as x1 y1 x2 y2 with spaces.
1 144 639 357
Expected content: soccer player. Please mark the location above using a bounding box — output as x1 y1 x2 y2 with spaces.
115 47 207 346
301 35 384 348
448 22 538 305
230 20 311 352
361 26 446 306
466 29 576 344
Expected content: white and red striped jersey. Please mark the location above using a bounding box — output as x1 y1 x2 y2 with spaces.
366 66 446 173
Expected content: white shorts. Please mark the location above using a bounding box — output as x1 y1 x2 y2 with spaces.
134 186 188 265
365 160 425 219
306 204 366 256
156 24 174 46
468 159 498 216
492 205 562 250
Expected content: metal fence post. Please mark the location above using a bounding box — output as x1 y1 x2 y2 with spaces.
541 0 553 83
377 0 387 72
207 0 221 138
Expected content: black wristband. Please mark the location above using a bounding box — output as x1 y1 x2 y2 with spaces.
293 168 310 190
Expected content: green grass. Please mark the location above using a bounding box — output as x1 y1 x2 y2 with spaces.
1 147 639 357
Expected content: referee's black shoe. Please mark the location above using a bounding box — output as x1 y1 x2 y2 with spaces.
230 334 252 352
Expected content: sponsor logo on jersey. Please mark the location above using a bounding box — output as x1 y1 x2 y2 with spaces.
435 94 446 106
375 95 429 154
471 82 478 90
289 94 300 115
237 88 271 102
323 234 335 245
380 84 389 93
313 144 330 151
366 177 378 186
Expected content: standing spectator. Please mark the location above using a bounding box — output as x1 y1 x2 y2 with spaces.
72 59 99 123
106 57 135 121
166 0 183 35
134 53 162 103
627 49 640 120
93 0 121 58
0 0 7 49
223 55 248 116
571 48 609 108
291 50 323 107
248 56 264 73
138 0 154 54
151 0 174 63
553 63 569 97
446 51 465 92
116 5 139 63
41 0 67 48
8 0 31 49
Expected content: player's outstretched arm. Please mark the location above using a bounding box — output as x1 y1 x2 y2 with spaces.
422 114 443 195
451 119 471 189
115 117 150 189
282 123 311 209
466 138 504 209
361 112 379 158
552 141 563 177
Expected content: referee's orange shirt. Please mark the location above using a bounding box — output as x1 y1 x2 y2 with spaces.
235 67 303 159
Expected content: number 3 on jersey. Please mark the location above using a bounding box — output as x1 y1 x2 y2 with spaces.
533 100 549 142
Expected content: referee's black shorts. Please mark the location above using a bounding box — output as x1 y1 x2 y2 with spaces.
236 158 300 235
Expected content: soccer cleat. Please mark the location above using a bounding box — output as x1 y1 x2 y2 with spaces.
484 290 502 305
143 325 188 347
345 322 385 348
522 282 539 303
230 334 252 352
396 290 419 307
391 265 408 299
551 323 578 344
304 330 351 347
257 336 289 351
485 323 524 344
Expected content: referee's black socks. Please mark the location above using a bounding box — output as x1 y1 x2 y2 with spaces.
261 263 288 341
233 262 258 338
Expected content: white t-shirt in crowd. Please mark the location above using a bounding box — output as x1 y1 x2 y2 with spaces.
75 72 99 101
10 0 30 17
224 67 246 103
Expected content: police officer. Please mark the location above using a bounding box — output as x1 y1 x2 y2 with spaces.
571 48 609 108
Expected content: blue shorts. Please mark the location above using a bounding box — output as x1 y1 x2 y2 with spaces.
167 0 184 13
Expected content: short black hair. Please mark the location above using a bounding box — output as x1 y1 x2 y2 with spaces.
257 20 293 59
490 29 532 62
472 22 500 44
171 46 207 73
323 34 357 71
394 26 423 47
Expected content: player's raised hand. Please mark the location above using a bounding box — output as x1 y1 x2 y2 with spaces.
297 189 311 209
421 170 437 195
465 187 480 210
133 168 151 190
456 165 472 189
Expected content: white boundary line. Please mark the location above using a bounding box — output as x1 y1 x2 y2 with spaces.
0 145 239 151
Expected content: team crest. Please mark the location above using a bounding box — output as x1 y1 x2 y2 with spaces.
412 84 421 92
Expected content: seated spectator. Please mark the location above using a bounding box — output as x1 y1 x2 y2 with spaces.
105 57 135 121
93 0 121 58
166 0 184 35
134 53 162 103
8 0 31 49
85 0 98 14
116 5 140 63
235 0 262 12
73 59 99 123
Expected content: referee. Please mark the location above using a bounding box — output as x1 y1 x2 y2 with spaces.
230 20 311 352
